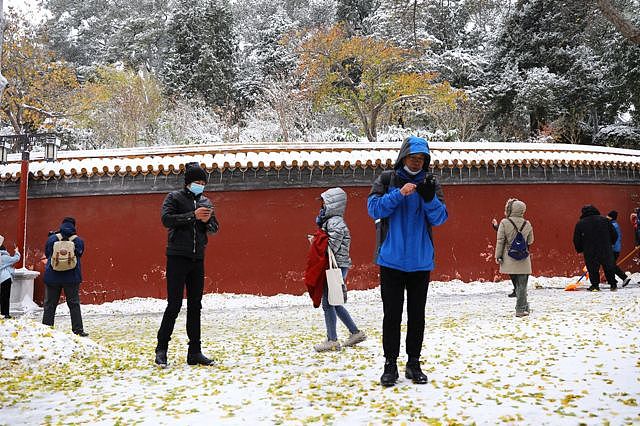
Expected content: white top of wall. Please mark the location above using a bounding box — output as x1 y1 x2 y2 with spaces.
1 141 639 179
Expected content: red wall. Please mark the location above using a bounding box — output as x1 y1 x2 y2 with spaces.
0 183 638 304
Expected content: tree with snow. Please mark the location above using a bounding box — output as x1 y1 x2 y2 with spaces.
298 25 462 142
161 0 236 110
0 10 79 135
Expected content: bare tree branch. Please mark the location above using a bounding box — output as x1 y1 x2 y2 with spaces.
597 0 640 45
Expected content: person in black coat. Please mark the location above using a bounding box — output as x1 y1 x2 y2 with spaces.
573 205 618 291
42 217 88 335
155 163 219 367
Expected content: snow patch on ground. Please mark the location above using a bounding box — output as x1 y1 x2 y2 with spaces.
0 316 100 365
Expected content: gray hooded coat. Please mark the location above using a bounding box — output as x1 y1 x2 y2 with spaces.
495 199 534 275
319 188 352 268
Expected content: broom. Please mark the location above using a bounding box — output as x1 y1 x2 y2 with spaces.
565 246 640 291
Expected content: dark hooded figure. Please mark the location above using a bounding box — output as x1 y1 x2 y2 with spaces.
367 135 448 387
42 217 88 335
155 162 219 367
573 205 618 291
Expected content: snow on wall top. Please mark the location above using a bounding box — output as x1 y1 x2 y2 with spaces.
1 141 639 180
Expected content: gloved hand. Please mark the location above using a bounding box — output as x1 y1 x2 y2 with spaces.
416 175 436 202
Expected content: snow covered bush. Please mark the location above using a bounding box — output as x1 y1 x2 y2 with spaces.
594 125 640 149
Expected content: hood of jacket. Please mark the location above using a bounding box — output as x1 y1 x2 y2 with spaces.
393 136 431 170
580 205 600 219
59 221 77 238
320 187 347 218
505 198 526 218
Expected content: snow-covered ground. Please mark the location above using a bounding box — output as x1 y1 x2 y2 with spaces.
1 276 639 425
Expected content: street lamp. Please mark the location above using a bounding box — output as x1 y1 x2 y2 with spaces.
44 134 60 162
0 139 9 164
0 133 60 268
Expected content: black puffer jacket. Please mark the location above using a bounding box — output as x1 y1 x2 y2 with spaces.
573 205 616 262
161 188 219 260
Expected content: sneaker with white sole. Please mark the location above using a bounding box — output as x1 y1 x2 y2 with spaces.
314 340 341 352
343 330 367 347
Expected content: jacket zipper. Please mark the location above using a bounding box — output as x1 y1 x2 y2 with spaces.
193 200 197 254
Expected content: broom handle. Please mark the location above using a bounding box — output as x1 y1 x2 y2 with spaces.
617 245 640 266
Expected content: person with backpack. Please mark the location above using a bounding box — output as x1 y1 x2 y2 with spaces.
367 135 448 387
606 211 632 288
42 217 88 336
492 218 517 298
312 187 366 352
495 199 534 317
573 205 618 292
155 162 219 368
0 235 20 319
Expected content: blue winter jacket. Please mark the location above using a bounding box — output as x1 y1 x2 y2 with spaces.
43 222 85 286
611 220 622 253
367 136 448 272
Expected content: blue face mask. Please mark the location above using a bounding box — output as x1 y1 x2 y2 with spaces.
189 182 205 195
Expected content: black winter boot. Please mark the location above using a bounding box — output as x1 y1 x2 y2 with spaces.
380 358 399 387
187 352 215 366
405 357 428 384
155 348 168 368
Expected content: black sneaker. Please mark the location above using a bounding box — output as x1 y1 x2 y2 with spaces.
587 286 601 292
380 359 399 387
405 360 429 384
155 348 168 368
73 330 89 337
187 352 215 366
507 291 516 298
610 285 618 292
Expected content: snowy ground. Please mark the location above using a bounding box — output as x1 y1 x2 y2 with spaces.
1 276 639 425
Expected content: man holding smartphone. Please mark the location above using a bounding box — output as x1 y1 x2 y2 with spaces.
155 162 219 367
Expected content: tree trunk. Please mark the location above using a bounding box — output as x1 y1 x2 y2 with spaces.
0 0 7 103
597 0 640 46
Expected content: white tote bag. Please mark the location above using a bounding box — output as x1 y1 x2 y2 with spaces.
326 247 345 306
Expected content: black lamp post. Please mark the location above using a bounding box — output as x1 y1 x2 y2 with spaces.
0 133 60 267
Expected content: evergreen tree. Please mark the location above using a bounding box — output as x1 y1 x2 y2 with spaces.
490 0 616 137
42 0 173 72
162 0 236 109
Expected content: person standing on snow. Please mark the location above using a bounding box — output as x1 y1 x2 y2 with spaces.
42 217 88 336
494 199 534 317
0 235 20 319
573 205 617 292
606 211 631 288
492 218 517 298
155 162 219 367
312 187 367 352
367 135 448 387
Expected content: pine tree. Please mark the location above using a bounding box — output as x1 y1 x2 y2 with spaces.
161 0 236 109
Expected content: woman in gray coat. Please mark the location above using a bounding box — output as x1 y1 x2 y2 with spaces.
314 187 366 352
495 199 534 317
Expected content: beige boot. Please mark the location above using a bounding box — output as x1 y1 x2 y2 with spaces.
343 330 367 347
314 340 341 352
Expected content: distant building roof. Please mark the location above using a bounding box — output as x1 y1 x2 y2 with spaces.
1 141 639 181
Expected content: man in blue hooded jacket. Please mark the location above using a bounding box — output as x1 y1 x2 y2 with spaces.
42 217 88 336
368 136 448 387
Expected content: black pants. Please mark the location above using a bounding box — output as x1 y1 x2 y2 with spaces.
612 252 627 281
380 266 430 360
1 278 11 316
585 256 617 288
42 283 84 333
157 256 205 353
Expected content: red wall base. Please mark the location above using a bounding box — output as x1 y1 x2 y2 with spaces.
0 183 638 304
